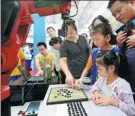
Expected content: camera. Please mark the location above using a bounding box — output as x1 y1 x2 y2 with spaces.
61 13 70 20
59 13 75 37
116 18 135 37
116 18 135 49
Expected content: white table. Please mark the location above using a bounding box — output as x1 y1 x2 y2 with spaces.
11 102 30 116
38 84 127 116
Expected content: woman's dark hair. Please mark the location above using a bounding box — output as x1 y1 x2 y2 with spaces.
37 42 47 48
92 15 110 28
49 37 62 46
91 15 116 45
96 50 119 74
65 19 77 32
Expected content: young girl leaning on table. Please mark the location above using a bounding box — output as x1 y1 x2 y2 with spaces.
90 50 135 116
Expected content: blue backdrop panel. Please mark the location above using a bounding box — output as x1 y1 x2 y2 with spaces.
33 14 45 71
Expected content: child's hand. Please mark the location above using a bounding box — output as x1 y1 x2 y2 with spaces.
91 91 103 101
94 97 111 106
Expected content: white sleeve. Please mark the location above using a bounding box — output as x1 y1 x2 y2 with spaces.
90 77 104 93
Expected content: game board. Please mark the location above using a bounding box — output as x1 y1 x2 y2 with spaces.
47 87 88 105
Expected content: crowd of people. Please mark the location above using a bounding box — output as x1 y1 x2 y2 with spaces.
9 0 135 115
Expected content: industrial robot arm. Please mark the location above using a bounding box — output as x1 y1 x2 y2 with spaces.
1 0 71 85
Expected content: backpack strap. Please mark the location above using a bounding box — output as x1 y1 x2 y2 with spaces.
91 48 99 84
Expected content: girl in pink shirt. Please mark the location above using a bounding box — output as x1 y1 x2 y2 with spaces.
90 50 135 116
